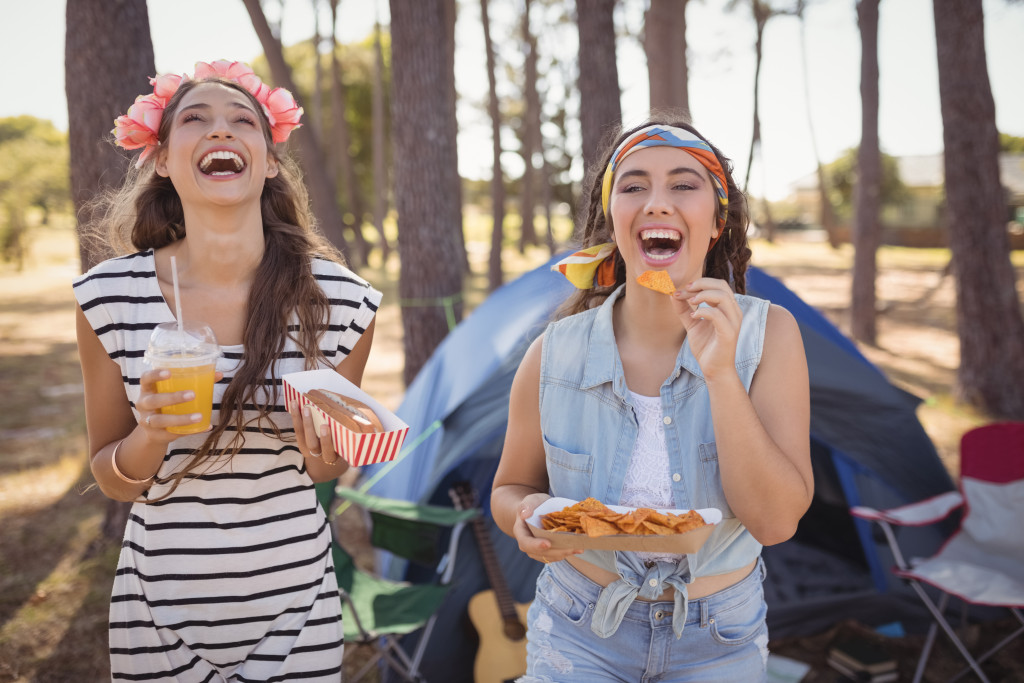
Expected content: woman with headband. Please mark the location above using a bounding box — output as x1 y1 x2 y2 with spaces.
492 119 812 681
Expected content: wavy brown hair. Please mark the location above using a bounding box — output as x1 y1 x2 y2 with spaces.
559 116 752 318
89 78 343 500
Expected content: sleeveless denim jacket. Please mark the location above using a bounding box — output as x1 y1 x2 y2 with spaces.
539 284 769 637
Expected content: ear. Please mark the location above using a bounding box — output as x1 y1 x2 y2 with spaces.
265 157 279 179
154 146 170 178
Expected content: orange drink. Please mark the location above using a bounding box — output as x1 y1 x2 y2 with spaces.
145 321 221 436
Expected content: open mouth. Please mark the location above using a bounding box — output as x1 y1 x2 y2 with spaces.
199 150 246 176
639 228 682 261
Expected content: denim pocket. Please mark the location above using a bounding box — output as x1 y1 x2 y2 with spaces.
534 570 590 625
698 441 734 517
543 438 594 500
709 586 767 646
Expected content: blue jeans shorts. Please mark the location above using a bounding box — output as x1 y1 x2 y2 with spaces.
519 557 769 683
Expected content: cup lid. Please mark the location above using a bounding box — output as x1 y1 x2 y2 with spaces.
145 321 220 364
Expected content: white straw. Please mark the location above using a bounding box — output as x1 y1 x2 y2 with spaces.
170 256 184 335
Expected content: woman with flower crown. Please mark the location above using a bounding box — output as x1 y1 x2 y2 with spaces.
73 60 379 681
491 118 813 681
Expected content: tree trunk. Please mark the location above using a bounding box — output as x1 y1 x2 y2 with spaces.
390 0 465 385
482 0 506 291
329 0 374 264
851 0 882 346
518 0 541 253
241 0 351 259
65 0 155 541
644 0 689 115
934 0 1024 418
310 1 324 143
371 12 390 262
444 0 470 275
576 0 622 173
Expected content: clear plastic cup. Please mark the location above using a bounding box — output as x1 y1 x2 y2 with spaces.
144 321 221 435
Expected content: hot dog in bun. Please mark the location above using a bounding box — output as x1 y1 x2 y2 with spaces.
306 389 384 434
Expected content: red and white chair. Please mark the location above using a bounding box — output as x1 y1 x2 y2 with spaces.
851 422 1024 683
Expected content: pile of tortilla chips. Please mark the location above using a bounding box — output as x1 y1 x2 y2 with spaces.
540 497 707 537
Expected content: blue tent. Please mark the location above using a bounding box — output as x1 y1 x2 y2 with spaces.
362 255 954 682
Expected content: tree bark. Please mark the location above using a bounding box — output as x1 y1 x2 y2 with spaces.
576 0 622 173
518 0 541 252
934 0 1024 418
390 0 465 385
482 0 506 291
371 13 390 262
241 0 350 258
65 0 154 272
65 0 155 541
644 0 689 115
444 0 469 275
851 0 882 346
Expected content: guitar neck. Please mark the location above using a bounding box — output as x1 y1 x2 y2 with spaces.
468 515 520 621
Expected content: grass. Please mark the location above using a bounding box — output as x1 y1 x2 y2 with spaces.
1 217 1019 680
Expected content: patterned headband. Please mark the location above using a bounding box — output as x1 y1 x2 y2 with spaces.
600 124 729 232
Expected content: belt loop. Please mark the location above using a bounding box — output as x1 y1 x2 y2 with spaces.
699 598 709 628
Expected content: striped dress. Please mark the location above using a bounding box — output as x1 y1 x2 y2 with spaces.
73 249 381 682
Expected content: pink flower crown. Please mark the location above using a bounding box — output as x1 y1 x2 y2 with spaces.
112 60 304 168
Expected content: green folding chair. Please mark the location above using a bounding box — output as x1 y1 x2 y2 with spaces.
315 482 478 683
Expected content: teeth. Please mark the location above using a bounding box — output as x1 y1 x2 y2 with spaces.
199 150 244 173
639 229 681 241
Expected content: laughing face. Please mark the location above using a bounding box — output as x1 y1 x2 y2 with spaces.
155 81 278 208
608 145 719 290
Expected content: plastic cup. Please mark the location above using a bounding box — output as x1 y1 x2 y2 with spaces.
144 321 221 435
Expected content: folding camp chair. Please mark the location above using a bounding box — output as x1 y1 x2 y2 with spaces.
316 482 478 683
850 422 1024 683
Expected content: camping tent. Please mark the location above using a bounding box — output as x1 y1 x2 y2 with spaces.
360 255 955 682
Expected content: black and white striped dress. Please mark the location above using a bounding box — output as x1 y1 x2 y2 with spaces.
74 249 381 682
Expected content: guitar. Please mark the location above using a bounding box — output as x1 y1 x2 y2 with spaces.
449 482 531 683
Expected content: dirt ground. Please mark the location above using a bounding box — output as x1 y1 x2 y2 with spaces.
1 224 1022 681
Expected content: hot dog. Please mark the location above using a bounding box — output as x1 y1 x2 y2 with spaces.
306 389 384 434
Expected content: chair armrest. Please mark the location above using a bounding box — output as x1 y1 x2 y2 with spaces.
851 490 963 527
335 487 479 527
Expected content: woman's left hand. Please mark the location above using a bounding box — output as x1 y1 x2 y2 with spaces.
673 277 743 379
289 401 341 465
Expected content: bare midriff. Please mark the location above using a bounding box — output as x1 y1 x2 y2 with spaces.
566 556 757 602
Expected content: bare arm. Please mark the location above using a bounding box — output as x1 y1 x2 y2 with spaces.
292 316 377 483
708 304 813 545
491 334 581 563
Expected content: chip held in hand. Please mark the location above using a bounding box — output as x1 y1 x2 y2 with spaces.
527 497 721 553
637 270 676 294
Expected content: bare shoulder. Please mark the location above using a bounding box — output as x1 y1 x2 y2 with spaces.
762 304 806 367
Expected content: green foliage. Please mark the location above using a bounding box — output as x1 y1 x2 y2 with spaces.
999 133 1024 153
824 147 907 220
0 117 69 267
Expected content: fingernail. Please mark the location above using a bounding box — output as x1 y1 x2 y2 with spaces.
319 425 328 437
183 391 195 400
303 406 310 417
159 370 170 379
190 413 202 422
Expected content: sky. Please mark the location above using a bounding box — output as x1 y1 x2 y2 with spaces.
4 0 1023 200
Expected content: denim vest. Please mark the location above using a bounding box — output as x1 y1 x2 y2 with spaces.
539 285 769 637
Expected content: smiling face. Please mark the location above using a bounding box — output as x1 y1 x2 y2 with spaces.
608 145 719 287
154 81 279 209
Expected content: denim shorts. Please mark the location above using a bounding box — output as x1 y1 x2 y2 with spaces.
518 557 768 683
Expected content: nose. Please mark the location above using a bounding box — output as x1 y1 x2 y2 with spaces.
644 185 673 215
206 117 235 140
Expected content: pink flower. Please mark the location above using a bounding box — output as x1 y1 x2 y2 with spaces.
150 73 185 102
236 72 271 104
263 87 304 143
194 60 255 82
112 93 165 167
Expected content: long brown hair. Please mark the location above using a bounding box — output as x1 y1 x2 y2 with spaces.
90 78 343 499
559 116 752 318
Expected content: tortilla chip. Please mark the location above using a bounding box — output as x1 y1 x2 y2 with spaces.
580 514 622 537
637 270 676 295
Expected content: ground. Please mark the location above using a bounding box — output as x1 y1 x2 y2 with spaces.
1 223 1022 681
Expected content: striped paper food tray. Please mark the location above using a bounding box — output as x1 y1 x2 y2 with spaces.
282 369 409 467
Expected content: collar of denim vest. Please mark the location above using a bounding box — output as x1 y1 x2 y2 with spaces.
581 284 705 395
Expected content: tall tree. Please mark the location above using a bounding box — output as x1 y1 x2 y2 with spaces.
851 0 882 345
371 11 390 262
390 0 466 385
644 0 690 114
482 0 507 291
795 0 840 248
576 0 622 173
933 0 1024 418
242 0 350 257
518 0 542 252
65 0 155 540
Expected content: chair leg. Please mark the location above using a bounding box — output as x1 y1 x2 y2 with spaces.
908 581 991 683
947 615 1024 683
912 591 947 683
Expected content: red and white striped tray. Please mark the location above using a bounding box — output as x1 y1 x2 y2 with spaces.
283 369 409 467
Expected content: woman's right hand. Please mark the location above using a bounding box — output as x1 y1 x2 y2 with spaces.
135 368 213 442
513 492 583 565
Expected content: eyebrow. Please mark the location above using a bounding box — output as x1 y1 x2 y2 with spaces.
618 167 705 180
179 101 257 115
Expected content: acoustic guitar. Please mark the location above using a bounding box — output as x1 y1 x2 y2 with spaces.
450 482 531 683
